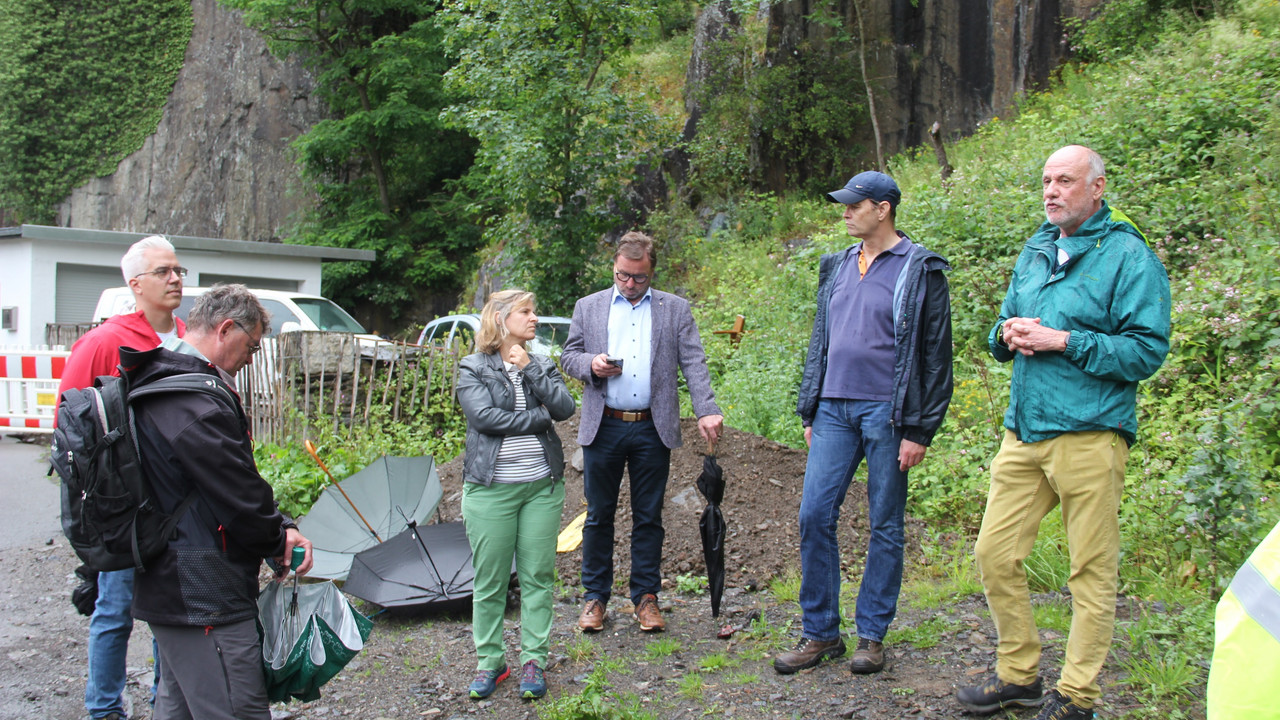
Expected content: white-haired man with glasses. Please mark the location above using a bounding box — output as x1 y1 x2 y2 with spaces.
58 234 187 720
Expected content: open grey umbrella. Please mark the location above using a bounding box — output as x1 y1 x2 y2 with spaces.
295 451 443 581
344 521 511 609
697 446 727 618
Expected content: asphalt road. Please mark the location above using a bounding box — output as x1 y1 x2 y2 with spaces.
0 435 159 720
0 436 61 550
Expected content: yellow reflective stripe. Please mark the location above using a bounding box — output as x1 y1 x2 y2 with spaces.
1231 560 1280 643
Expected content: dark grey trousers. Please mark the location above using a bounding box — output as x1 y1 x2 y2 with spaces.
149 619 269 720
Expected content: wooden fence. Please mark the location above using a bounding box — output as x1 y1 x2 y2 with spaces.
238 332 465 445
46 322 100 348
43 323 465 445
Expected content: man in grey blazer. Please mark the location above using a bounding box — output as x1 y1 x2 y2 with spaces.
561 231 723 633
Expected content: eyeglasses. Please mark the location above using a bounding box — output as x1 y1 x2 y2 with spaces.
614 271 650 284
134 266 188 279
233 321 262 355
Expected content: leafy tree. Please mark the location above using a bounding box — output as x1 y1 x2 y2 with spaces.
0 0 192 223
439 0 667 312
220 0 481 319
684 1 867 201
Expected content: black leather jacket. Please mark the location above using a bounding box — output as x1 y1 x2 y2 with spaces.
456 351 576 486
796 238 954 446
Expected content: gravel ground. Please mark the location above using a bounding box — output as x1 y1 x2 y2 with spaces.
0 422 1192 719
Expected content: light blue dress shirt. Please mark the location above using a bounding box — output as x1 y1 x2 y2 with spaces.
604 286 653 410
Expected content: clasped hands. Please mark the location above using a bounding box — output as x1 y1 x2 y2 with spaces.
1002 317 1070 356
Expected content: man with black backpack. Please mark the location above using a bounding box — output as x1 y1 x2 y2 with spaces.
129 283 312 720
58 235 186 720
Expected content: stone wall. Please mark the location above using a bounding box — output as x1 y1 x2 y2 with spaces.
56 0 323 242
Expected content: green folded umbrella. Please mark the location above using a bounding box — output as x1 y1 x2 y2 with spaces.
258 579 373 703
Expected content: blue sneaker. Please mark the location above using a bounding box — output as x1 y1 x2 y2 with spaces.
519 660 547 700
468 665 509 699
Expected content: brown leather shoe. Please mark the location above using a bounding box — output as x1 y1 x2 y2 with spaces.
773 636 846 674
634 594 665 632
578 598 605 632
849 637 885 674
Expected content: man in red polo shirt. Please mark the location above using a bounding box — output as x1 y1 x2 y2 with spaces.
60 235 186 720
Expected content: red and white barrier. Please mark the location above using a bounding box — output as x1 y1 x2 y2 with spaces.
0 349 68 433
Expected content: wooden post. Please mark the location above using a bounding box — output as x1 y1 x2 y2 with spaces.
929 121 953 185
713 315 747 346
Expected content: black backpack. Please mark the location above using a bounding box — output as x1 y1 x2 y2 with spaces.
52 353 240 573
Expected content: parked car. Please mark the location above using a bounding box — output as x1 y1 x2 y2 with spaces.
94 286 401 363
416 313 572 356
94 286 378 340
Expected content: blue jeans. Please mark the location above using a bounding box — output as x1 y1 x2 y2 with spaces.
581 415 671 604
798 399 908 642
86 569 160 718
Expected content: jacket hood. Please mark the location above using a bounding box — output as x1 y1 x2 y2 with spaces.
120 346 218 389
1029 200 1147 257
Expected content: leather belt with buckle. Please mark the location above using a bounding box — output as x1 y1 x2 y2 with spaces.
603 407 651 422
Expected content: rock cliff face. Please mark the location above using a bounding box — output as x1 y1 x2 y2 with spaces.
868 0 1093 151
56 0 1096 244
56 0 322 242
692 0 1101 188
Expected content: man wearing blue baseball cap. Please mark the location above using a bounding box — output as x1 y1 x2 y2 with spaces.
775 171 953 676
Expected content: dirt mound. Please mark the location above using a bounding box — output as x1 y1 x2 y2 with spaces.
435 415 879 593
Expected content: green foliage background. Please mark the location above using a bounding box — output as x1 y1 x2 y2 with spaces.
0 0 192 223
674 0 1280 605
439 0 675 313
682 2 869 202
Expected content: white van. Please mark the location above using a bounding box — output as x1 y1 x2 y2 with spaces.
94 286 380 342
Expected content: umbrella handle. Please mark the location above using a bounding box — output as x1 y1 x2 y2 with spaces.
707 439 717 457
304 440 339 485
303 440 383 544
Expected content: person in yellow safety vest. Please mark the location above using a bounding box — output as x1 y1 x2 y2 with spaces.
1207 518 1280 719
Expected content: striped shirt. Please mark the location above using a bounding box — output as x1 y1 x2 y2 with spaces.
492 363 553 484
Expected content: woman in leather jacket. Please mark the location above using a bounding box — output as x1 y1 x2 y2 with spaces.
455 289 575 701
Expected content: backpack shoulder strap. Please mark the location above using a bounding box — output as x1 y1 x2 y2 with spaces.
129 372 246 425
130 372 237 404
123 372 243 572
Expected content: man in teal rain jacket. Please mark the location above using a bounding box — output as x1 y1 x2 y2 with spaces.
956 145 1171 720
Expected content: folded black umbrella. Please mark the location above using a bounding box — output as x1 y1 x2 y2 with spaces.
696 450 727 617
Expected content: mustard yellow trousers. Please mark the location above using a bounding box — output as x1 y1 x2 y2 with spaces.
975 430 1129 708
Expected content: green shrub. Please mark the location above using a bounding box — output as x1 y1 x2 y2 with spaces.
255 398 466 519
